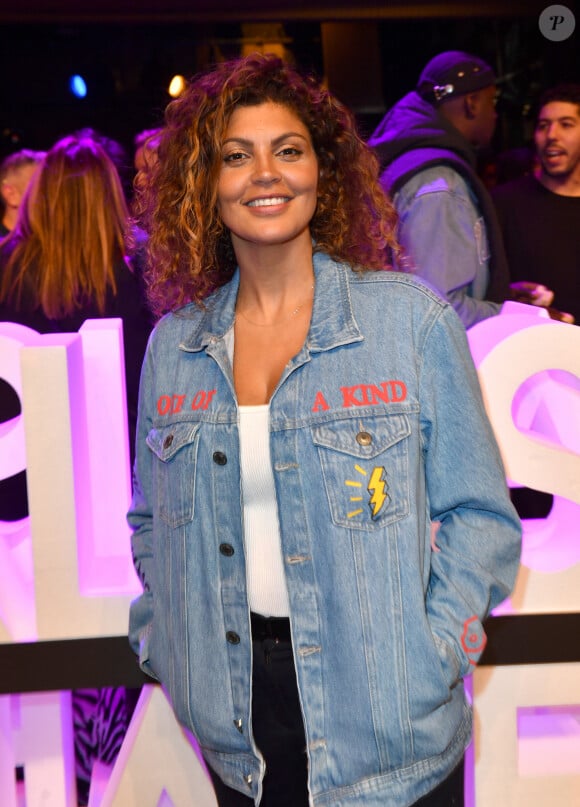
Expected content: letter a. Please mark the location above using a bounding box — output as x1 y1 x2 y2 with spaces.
312 391 330 412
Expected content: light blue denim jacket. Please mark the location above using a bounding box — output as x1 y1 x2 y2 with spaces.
128 252 521 806
394 166 501 328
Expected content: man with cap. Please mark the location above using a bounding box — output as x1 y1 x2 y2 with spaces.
369 50 553 327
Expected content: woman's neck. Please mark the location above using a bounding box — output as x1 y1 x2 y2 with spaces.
234 238 315 323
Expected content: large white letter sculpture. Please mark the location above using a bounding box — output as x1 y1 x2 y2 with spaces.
0 321 141 807
0 319 216 807
1 320 140 644
468 302 580 807
468 302 580 613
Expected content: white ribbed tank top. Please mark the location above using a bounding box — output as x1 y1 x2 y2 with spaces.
238 404 290 617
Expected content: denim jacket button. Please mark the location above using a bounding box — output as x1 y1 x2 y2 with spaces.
163 434 174 449
356 431 372 446
213 451 228 465
244 773 253 786
226 631 240 644
220 543 235 557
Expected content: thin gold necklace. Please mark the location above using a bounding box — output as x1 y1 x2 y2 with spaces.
236 283 314 328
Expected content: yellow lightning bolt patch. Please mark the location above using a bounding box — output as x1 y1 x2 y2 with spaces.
367 466 388 519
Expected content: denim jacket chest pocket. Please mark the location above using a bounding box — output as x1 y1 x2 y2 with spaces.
146 422 201 527
311 413 410 531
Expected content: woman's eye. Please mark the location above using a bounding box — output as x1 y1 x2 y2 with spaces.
223 151 246 163
277 146 302 158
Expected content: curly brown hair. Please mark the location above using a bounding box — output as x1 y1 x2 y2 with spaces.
134 52 401 318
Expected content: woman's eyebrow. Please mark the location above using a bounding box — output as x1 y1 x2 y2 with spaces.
222 131 309 147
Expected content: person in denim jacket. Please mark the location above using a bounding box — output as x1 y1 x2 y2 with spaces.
128 53 522 807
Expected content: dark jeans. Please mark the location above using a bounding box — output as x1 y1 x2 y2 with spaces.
208 622 464 807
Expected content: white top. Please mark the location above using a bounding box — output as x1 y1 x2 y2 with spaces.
238 404 290 617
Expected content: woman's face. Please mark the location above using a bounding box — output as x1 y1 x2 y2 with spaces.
217 101 319 252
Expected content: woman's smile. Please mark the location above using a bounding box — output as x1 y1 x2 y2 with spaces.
244 195 292 208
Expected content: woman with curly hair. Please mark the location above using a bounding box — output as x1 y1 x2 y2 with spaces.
129 53 520 807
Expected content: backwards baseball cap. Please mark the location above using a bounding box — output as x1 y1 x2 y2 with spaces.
417 51 496 106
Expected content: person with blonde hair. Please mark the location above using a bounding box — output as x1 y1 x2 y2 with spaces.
2 136 128 316
0 134 151 437
129 53 521 807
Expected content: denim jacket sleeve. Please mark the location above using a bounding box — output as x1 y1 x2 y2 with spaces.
395 166 501 329
127 336 159 681
420 302 521 680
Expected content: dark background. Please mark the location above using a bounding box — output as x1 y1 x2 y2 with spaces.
1 0 579 167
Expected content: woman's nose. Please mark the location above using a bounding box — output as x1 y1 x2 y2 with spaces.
252 153 280 184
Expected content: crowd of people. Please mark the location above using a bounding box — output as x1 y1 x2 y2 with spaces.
0 44 576 807
369 50 578 327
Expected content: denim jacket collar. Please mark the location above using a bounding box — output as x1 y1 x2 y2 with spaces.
177 251 364 355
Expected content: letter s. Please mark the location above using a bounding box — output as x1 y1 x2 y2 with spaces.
468 304 580 613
